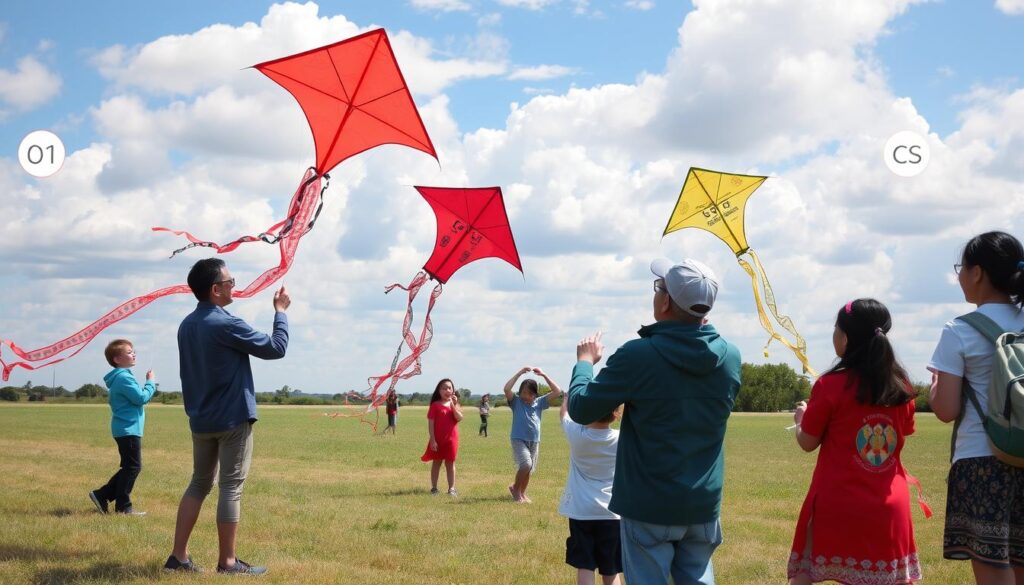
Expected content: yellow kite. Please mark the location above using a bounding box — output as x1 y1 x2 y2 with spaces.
663 167 815 375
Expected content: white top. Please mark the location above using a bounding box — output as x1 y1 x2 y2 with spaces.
558 412 620 521
928 303 1024 463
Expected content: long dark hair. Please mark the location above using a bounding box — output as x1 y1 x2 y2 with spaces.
823 298 913 407
430 378 454 403
962 231 1024 309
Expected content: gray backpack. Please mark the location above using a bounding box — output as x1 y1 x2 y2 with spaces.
951 312 1024 467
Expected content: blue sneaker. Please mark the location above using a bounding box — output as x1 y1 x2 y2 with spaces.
217 558 267 575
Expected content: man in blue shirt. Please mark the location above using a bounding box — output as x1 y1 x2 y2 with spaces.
164 258 290 576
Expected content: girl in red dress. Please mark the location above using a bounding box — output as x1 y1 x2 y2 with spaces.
421 378 464 496
788 298 921 585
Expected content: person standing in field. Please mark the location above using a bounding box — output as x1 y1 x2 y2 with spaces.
788 298 922 585
479 393 491 437
163 258 290 576
928 231 1024 584
504 366 562 503
559 390 622 585
382 390 399 435
567 258 740 585
89 338 156 516
421 378 463 496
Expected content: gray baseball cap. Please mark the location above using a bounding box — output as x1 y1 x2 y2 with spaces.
650 257 719 317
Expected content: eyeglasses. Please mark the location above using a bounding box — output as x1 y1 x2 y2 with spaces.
653 281 666 293
214 278 236 288
953 264 963 275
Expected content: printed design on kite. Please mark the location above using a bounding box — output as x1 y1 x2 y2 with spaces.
663 167 815 375
328 187 523 429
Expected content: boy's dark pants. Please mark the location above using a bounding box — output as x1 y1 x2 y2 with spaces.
479 414 489 437
95 435 142 511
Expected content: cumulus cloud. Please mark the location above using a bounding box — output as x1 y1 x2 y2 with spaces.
0 55 61 111
3 0 1022 395
92 2 504 98
995 0 1024 15
410 0 472 10
496 0 559 9
507 64 578 80
625 0 655 9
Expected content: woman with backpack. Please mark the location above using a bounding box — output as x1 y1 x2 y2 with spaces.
929 230 1024 583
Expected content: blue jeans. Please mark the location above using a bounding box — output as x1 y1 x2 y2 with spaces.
620 517 722 585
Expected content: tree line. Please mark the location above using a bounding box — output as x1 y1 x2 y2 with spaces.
0 364 934 413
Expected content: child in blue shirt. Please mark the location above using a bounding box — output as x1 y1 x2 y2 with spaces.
89 339 156 516
503 366 561 503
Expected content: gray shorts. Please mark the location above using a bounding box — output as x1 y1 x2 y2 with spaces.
511 439 540 472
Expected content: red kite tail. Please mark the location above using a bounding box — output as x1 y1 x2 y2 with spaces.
152 168 329 259
0 283 192 381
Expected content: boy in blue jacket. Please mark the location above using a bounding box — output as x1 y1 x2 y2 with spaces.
89 339 156 516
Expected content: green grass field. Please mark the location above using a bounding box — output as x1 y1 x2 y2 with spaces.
0 404 971 584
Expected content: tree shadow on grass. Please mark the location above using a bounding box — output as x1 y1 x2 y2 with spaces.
0 544 89 562
32 561 155 585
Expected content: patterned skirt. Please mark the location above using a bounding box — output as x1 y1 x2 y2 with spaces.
944 456 1024 566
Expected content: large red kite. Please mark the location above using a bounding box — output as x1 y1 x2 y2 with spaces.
353 186 522 421
1 29 436 380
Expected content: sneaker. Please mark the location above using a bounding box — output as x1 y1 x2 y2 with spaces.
430 487 439 495
217 558 267 575
164 554 202 573
88 490 108 514
447 487 458 497
115 507 146 517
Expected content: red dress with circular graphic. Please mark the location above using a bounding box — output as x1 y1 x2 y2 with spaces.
788 370 921 585
420 400 459 462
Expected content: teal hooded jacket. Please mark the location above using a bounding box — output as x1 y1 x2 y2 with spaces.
104 368 156 438
567 320 741 526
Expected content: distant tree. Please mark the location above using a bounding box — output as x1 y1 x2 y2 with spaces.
0 387 19 402
75 384 108 399
733 363 810 412
912 383 931 413
459 388 472 403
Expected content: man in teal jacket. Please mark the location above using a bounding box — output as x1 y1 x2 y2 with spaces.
568 258 741 585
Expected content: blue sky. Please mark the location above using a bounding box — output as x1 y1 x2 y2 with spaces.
1 1 1022 394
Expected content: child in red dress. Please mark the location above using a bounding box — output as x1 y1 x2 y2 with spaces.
421 378 463 496
788 298 921 585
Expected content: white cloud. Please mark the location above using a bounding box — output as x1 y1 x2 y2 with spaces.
478 13 502 26
496 0 559 9
410 0 472 11
507 64 578 80
3 0 1023 398
625 0 655 9
0 55 61 111
92 2 505 98
995 0 1024 15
